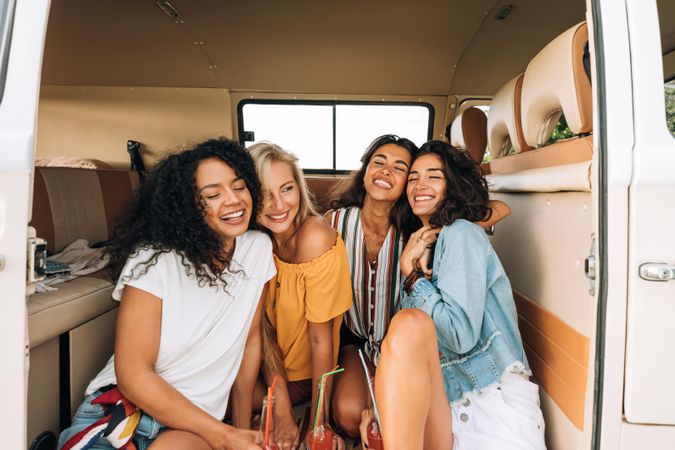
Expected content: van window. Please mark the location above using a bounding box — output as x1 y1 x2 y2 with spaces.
666 79 675 137
239 101 433 170
0 0 16 105
657 0 675 138
548 113 575 143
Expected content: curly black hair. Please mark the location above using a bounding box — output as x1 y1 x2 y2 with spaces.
105 138 262 289
415 140 492 227
329 134 420 238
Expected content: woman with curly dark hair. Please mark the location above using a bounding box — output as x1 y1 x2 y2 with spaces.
326 135 511 438
364 141 545 450
59 138 275 450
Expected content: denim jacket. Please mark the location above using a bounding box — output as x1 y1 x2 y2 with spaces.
401 219 529 404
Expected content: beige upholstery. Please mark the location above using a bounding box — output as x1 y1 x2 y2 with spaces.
305 175 347 213
451 107 488 164
28 277 116 348
28 166 138 347
31 167 139 254
487 160 591 193
490 134 593 175
521 22 592 147
487 21 593 190
487 74 531 157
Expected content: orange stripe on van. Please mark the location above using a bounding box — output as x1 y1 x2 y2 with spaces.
514 290 589 430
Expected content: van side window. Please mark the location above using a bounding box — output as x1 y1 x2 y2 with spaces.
238 101 433 170
657 0 675 138
0 0 16 105
548 113 575 144
665 79 675 137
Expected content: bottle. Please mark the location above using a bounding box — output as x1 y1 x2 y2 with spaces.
260 395 279 450
306 382 333 450
366 418 384 450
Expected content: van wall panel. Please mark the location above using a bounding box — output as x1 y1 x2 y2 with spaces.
490 192 594 335
37 86 233 168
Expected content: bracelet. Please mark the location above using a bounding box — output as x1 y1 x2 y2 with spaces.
403 269 424 294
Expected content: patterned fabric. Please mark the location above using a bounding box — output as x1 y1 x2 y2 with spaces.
327 207 403 364
61 387 141 450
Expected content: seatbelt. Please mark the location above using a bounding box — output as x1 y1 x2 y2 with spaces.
127 140 146 181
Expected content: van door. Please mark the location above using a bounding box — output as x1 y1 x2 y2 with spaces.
622 0 675 436
0 0 51 448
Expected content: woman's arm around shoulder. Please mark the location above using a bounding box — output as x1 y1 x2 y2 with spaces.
475 200 511 229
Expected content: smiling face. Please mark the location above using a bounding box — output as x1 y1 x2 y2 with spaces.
407 153 447 224
257 160 300 237
363 143 412 204
195 157 253 245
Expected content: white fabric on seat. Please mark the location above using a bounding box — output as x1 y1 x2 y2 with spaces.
487 161 591 193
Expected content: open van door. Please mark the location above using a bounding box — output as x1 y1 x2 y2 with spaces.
621 0 675 445
0 0 51 448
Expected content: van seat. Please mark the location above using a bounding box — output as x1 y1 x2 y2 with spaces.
487 21 593 190
305 174 346 213
450 106 488 164
28 277 115 348
487 73 531 159
28 166 139 346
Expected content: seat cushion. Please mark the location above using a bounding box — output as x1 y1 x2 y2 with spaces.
28 277 117 348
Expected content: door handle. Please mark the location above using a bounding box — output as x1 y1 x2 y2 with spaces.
639 263 675 282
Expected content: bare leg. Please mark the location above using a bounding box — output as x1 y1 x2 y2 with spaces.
375 309 453 450
331 345 371 437
149 430 211 449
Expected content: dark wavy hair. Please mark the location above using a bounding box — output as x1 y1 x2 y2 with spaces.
105 138 262 288
415 140 492 227
329 134 419 237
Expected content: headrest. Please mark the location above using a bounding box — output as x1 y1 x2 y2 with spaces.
450 107 488 164
487 74 530 158
521 22 593 147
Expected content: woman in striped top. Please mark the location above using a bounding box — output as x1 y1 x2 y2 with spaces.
327 135 512 438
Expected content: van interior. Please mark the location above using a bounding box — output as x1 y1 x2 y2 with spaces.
24 1 675 449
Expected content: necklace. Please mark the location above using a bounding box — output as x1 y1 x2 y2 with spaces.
276 222 301 261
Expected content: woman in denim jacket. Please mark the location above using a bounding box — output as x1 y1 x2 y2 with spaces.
364 141 546 450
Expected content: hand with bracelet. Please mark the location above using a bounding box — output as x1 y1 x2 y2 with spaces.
400 225 440 289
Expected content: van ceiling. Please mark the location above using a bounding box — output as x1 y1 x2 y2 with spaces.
42 0 585 96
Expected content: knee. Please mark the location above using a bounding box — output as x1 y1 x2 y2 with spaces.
383 309 436 356
332 395 365 438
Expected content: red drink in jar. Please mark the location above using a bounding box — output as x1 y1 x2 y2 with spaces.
366 419 384 450
306 426 333 450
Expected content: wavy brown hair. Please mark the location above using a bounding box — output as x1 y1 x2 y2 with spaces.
414 140 492 228
329 134 419 237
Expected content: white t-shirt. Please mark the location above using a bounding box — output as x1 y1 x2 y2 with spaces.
86 230 275 420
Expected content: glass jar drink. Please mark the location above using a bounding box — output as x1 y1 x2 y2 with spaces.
366 418 384 450
306 425 333 450
260 395 279 450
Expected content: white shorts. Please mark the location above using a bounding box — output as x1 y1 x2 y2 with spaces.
451 372 546 450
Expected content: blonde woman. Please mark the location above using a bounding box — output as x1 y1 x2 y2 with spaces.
248 142 352 450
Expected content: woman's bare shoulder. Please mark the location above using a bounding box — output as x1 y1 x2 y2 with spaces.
295 216 337 262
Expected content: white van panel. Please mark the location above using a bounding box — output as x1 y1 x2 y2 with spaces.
623 0 675 425
0 0 51 448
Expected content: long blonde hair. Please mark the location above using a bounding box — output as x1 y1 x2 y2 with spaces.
247 142 317 380
247 142 318 231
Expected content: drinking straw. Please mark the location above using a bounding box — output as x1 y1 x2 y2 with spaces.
312 366 345 441
358 349 381 429
264 375 280 448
